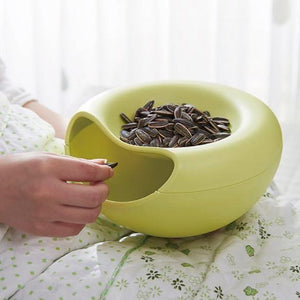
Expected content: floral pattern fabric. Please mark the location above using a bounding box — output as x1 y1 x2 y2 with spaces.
1 189 300 300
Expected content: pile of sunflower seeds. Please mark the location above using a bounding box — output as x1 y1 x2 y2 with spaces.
119 100 231 147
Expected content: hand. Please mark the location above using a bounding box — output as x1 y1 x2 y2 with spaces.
0 152 113 237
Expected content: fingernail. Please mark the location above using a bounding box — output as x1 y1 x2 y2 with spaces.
91 158 107 164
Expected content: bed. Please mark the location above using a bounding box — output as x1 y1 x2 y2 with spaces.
1 126 299 300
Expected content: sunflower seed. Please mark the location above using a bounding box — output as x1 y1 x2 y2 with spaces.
178 136 188 147
127 129 137 140
137 118 149 128
143 100 155 110
120 113 132 123
136 129 152 144
134 137 143 146
181 111 194 122
120 129 131 139
173 118 195 128
190 133 206 146
140 111 150 117
174 123 192 138
148 120 169 128
217 124 231 132
163 137 172 147
150 138 160 147
203 125 218 134
192 107 203 116
174 106 182 118
165 123 174 132
105 162 118 168
149 128 160 137
146 114 157 123
184 104 195 114
120 135 130 143
122 122 138 130
195 115 205 123
154 118 172 122
134 107 148 119
158 129 174 138
168 135 180 147
156 110 174 116
211 132 231 139
212 117 230 125
201 138 214 144
208 119 220 132
166 104 176 112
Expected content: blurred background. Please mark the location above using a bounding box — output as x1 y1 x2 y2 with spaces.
0 0 299 127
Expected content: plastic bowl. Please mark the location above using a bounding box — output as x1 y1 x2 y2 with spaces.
65 81 282 237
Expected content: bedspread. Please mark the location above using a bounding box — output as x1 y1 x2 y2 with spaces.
1 185 300 300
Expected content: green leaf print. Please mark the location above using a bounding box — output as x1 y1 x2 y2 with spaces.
146 270 161 280
171 278 185 290
214 286 224 299
290 265 300 273
245 245 255 257
225 221 236 231
144 251 156 255
248 269 261 274
264 192 271 197
236 222 247 231
181 263 194 268
243 286 258 296
141 255 154 262
180 249 190 255
258 219 271 239
166 242 179 249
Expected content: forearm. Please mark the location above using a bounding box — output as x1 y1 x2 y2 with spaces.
23 100 67 139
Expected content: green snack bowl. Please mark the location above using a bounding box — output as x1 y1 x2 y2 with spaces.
65 81 282 237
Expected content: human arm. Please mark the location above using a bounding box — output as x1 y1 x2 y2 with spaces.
0 152 113 237
23 100 67 139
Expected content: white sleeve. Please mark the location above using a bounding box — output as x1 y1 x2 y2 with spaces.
0 58 37 106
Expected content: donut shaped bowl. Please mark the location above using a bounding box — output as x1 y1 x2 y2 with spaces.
65 81 282 237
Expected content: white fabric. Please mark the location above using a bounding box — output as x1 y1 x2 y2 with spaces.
0 0 299 124
0 58 36 106
0 92 63 155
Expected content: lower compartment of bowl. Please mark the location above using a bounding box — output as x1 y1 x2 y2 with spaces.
102 160 279 237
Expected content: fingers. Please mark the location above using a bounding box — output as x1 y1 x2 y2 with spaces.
53 205 102 224
57 181 109 208
47 155 113 182
26 201 101 236
32 181 108 223
90 158 107 164
51 222 85 237
32 222 85 237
